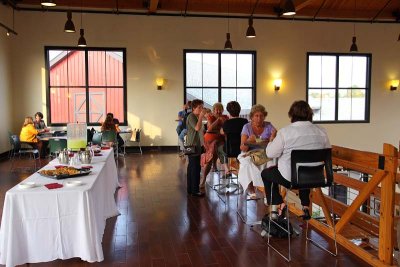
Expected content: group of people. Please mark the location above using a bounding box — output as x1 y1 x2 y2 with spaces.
20 112 48 158
18 111 125 158
184 99 330 219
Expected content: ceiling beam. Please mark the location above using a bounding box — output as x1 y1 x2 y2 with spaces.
148 0 159 13
295 0 315 12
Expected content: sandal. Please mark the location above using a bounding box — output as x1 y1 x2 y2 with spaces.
299 208 311 221
247 192 257 200
278 203 287 220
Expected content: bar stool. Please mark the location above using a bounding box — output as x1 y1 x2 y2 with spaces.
266 148 337 262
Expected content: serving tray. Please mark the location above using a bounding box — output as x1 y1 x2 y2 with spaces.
38 169 92 180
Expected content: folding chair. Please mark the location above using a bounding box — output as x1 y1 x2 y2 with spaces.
266 148 337 262
129 129 142 154
101 130 118 158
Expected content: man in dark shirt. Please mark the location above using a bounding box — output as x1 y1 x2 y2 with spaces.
221 101 248 174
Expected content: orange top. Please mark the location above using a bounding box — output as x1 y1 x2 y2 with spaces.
20 124 39 143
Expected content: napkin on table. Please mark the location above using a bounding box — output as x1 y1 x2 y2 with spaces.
45 183 63 189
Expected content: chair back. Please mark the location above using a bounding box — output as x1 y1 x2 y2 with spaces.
290 148 333 189
92 132 103 145
101 130 117 143
135 129 141 142
224 132 241 158
49 139 68 154
10 135 22 151
54 131 67 137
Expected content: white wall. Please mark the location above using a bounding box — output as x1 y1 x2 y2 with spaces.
5 8 400 153
0 7 14 154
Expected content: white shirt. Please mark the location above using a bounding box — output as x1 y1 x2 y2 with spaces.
266 121 331 182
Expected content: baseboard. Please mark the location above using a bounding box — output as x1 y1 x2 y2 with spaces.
125 146 178 153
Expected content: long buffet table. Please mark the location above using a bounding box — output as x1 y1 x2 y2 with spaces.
0 148 119 266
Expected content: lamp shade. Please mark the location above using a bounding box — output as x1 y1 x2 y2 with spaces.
390 79 399 90
64 11 76 33
41 0 56 7
350 36 358 52
246 18 256 38
156 78 164 90
78 29 87 47
224 33 232 49
282 0 296 16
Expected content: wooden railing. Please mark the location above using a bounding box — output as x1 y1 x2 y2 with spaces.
288 143 399 267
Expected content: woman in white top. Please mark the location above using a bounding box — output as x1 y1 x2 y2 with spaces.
261 100 331 219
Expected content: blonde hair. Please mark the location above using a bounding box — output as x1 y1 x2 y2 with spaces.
203 108 212 114
212 102 224 112
249 104 268 119
23 116 34 127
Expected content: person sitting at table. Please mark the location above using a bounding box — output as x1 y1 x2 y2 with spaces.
33 112 47 130
238 104 276 202
20 116 43 158
220 101 248 177
101 114 117 147
261 100 331 219
200 103 228 191
106 112 124 149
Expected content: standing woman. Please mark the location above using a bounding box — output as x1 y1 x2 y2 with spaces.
186 99 206 197
20 116 43 157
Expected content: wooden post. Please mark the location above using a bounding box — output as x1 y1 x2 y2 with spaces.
378 144 398 264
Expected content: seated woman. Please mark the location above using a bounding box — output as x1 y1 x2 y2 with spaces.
238 104 276 202
33 112 47 130
200 103 228 190
101 114 117 146
220 101 248 176
20 116 43 157
261 100 331 219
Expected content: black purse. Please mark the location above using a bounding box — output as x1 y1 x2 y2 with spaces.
183 145 197 155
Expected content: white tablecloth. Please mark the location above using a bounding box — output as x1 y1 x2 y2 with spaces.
0 149 119 266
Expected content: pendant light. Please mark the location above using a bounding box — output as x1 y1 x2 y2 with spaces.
349 0 358 52
224 0 232 49
282 0 296 16
77 1 87 47
41 0 56 7
64 11 76 33
246 0 259 38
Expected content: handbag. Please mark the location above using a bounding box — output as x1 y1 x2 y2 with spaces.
248 149 270 166
183 145 198 155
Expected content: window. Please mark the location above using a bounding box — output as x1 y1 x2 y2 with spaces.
307 53 371 123
184 50 256 116
45 47 127 125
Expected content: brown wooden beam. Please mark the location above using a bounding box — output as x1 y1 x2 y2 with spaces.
335 170 386 233
148 0 159 13
378 144 398 264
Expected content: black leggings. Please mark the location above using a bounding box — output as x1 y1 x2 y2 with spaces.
261 166 310 206
187 154 201 194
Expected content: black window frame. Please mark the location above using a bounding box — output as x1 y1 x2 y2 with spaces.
45 46 128 126
306 52 372 124
183 49 256 109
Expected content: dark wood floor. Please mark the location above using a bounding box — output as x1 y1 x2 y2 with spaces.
0 152 370 267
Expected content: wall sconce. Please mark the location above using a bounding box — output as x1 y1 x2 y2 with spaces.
274 79 282 91
390 79 399 91
156 78 164 90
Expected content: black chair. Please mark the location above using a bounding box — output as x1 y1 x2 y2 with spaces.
207 132 242 202
10 135 41 171
266 148 337 261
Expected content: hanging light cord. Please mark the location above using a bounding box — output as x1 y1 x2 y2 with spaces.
250 0 259 17
227 0 230 32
